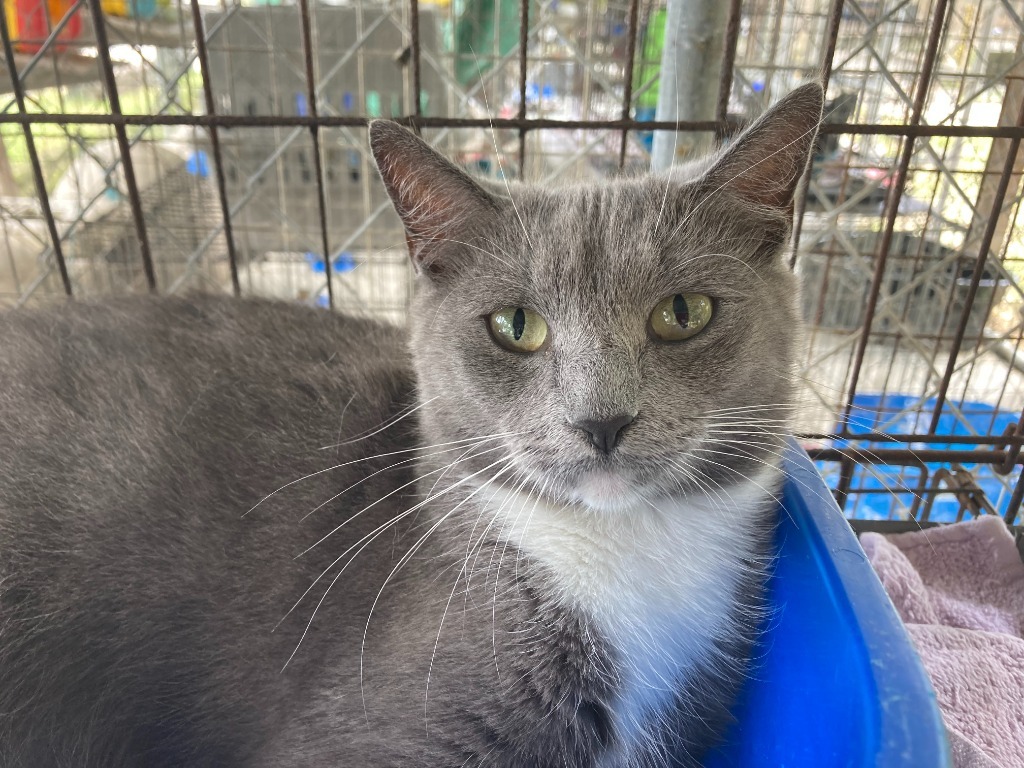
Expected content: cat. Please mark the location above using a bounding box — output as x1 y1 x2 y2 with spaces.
0 83 822 767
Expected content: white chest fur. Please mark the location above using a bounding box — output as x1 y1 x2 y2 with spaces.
479 467 778 755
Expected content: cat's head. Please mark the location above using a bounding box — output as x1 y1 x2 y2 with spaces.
370 84 822 512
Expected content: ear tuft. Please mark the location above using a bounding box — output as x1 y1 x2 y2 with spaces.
702 82 824 214
369 121 498 275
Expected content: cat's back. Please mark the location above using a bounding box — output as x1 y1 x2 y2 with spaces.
0 295 412 491
0 296 417 766
0 294 408 427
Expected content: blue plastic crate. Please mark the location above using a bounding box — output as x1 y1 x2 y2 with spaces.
821 394 1019 521
705 440 949 767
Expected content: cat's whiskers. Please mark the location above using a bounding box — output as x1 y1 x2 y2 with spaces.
508 474 556 580
704 403 798 415
276 443 516 640
424 436 509 500
481 476 574 695
652 49 684 238
686 453 792 530
439 464 542 684
467 42 535 253
333 393 357 458
476 471 536 588
459 470 522 586
251 432 518 521
700 429 792 442
700 436 934 546
460 467 520 583
359 458 520 727
700 422 791 438
674 250 768 287
245 441 438 517
688 446 788 503
321 397 420 450
701 432 792 444
667 460 785 568
428 235 517 271
296 440 513 560
700 418 791 433
700 415 793 425
299 435 518 522
701 402 798 415
327 456 520 696
319 395 440 450
702 416 936 535
701 441 793 467
697 412 796 428
281 451 516 671
673 454 778 531
493 473 551 679
250 399 488 517
667 458 731 512
452 469 527 643
705 397 936 462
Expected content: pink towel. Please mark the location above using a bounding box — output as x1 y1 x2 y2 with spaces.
860 516 1024 768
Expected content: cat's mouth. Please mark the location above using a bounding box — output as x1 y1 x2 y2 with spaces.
503 452 650 513
570 468 645 513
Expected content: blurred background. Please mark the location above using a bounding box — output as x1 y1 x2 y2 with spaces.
1 0 1022 525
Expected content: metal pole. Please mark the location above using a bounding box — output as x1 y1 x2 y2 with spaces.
650 0 730 171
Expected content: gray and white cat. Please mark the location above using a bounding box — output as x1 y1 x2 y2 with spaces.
0 83 822 767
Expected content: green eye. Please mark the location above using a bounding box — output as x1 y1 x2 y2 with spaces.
649 293 713 341
488 307 548 352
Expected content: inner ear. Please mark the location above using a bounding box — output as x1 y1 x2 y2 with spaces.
700 83 824 215
369 121 500 276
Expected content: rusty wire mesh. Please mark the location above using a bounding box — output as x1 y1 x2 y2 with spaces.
0 0 1022 524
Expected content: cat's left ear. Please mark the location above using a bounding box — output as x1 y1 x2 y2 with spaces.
369 120 500 277
700 82 824 216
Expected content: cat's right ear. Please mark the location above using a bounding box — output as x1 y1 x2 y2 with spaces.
698 82 824 216
369 120 499 277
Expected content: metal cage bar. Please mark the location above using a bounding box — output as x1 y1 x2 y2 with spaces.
840 0 951 426
188 0 239 296
85 0 156 292
297 0 333 308
0 5 70 295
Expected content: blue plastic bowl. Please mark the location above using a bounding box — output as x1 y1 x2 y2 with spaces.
704 440 950 767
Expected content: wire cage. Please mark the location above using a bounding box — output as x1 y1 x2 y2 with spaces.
0 0 1022 526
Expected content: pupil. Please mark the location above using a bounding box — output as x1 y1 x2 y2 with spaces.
672 294 689 327
512 308 526 340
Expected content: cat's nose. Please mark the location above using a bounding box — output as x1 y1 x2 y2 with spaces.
572 413 636 455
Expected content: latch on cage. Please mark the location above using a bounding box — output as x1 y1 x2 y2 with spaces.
933 467 998 519
992 422 1023 476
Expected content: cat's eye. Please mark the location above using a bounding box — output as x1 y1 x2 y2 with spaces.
487 307 548 353
649 293 713 341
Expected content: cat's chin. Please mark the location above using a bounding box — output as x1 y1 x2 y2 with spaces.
571 469 647 513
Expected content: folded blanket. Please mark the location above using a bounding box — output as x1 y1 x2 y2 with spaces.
860 516 1024 768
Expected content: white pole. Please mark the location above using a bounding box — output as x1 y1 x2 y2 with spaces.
650 0 730 172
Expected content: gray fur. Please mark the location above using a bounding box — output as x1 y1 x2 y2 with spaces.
0 84 822 766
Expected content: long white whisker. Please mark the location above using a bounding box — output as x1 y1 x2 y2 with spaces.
322 396 439 450
280 454 515 672
299 437 513 522
468 43 535 251
296 442 511 559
